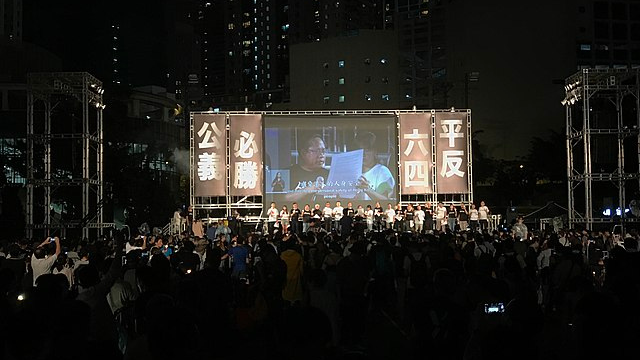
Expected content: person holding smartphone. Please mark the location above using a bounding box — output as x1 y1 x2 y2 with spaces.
31 236 61 286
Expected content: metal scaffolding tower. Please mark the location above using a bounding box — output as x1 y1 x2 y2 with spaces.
26 72 110 239
565 68 640 230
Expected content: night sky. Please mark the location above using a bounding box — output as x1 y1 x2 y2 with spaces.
6 0 637 159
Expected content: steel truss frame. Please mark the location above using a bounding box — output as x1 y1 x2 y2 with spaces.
565 68 640 230
27 72 111 239
190 109 473 221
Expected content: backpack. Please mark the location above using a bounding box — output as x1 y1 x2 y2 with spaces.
409 252 430 289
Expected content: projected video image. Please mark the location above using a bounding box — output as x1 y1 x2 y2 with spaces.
264 116 398 209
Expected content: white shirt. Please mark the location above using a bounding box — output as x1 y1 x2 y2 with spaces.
267 207 279 222
333 206 344 220
31 253 58 286
414 210 425 224
469 209 479 221
436 206 447 219
537 248 552 269
478 206 489 220
385 209 395 223
323 206 333 218
365 209 374 224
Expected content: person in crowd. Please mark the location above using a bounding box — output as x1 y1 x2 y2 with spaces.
414 204 425 234
436 202 447 232
267 202 279 235
447 204 458 233
280 205 290 234
31 236 61 286
365 205 375 232
469 203 479 232
424 202 434 233
394 203 404 232
385 203 396 229
459 203 469 232
512 216 528 240
322 202 333 232
478 200 490 231
404 204 415 232
281 239 304 305
312 203 323 231
290 202 301 235
302 204 312 233
374 201 384 231
333 201 344 234
221 236 250 281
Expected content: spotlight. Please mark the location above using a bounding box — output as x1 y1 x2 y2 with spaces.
100 104 106 110
94 102 101 108
17 294 25 301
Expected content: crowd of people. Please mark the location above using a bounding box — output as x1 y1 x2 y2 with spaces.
1 205 639 360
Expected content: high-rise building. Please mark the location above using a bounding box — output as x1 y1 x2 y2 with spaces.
0 0 22 41
289 30 399 109
575 0 640 68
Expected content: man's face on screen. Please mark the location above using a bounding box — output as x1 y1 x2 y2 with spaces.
363 149 376 168
302 138 326 169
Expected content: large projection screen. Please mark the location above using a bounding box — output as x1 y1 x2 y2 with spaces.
264 115 398 210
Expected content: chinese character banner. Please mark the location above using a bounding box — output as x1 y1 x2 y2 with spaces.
263 116 398 211
435 112 469 194
193 114 227 197
230 115 263 196
399 113 432 194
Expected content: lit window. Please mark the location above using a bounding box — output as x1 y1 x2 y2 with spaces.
323 96 330 104
323 79 329 86
580 44 591 51
338 77 345 85
339 95 345 103
382 94 390 101
338 60 345 68
364 94 372 101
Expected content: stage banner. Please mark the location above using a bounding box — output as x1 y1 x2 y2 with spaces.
435 112 468 194
230 114 263 196
399 113 432 194
193 114 226 197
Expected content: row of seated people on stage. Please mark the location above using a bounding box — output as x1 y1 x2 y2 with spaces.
264 200 492 235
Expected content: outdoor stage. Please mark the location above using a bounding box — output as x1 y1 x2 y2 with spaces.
189 110 473 223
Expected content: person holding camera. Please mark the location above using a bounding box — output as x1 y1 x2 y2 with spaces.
31 236 61 286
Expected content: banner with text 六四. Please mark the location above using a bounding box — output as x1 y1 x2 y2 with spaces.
193 114 227 197
435 112 468 194
399 113 433 194
229 114 263 196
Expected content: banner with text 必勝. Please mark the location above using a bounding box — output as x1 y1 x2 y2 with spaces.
435 112 468 194
193 114 226 197
399 113 433 194
229 114 263 196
